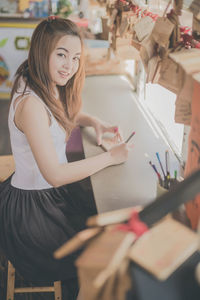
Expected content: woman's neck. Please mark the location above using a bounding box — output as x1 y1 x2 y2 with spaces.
54 91 59 101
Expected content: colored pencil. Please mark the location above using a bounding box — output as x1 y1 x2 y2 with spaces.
125 131 135 143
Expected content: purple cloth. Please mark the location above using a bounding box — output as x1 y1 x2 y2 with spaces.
66 127 84 153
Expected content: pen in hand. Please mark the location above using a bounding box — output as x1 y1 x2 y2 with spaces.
125 131 136 143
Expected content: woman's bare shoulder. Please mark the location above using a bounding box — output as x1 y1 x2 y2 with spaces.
15 94 50 131
14 94 47 115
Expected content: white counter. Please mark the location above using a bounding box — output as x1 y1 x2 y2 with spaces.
81 75 181 213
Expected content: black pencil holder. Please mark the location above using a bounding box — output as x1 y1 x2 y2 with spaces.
156 178 179 198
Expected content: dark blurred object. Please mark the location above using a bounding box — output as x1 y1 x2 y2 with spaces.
79 11 84 18
0 100 12 155
128 252 200 300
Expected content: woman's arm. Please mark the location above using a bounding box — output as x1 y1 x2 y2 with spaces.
17 97 131 187
76 112 97 127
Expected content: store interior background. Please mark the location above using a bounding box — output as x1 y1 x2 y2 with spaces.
0 0 194 164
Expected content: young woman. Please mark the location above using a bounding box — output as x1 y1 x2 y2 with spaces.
0 17 133 298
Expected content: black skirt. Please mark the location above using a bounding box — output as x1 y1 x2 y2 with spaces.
0 175 97 283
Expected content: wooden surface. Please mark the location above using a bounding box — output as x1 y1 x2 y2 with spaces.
162 0 193 9
85 47 129 76
81 75 181 213
128 217 198 281
0 155 15 181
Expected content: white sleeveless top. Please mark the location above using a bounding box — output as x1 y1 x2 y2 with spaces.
8 80 68 190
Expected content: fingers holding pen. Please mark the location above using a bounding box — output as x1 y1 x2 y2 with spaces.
126 142 134 150
109 141 134 165
108 130 135 165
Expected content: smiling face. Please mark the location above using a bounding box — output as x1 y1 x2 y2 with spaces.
49 35 81 89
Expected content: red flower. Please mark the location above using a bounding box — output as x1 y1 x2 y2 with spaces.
48 15 58 22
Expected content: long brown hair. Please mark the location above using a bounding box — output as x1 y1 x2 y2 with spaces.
11 17 85 139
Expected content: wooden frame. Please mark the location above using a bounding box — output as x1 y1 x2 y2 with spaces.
0 155 15 182
6 261 62 300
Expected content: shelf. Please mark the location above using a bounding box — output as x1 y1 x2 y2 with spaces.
189 0 200 19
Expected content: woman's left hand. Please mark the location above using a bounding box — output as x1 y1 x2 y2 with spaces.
92 118 123 146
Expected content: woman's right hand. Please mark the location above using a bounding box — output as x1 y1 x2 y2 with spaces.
108 142 133 165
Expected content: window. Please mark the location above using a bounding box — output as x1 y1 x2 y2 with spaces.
144 83 184 158
134 61 186 164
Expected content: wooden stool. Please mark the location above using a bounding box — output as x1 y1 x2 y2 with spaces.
7 261 62 300
0 158 62 299
0 155 15 182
